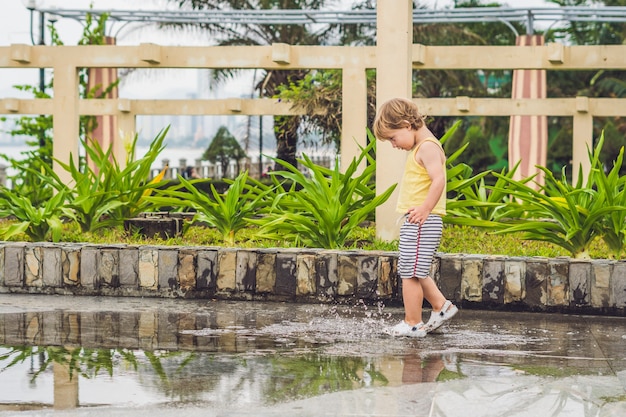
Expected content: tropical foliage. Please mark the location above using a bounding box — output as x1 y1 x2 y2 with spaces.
488 134 626 259
0 129 170 240
162 0 369 169
250 137 396 249
0 12 117 206
0 187 72 242
146 170 270 245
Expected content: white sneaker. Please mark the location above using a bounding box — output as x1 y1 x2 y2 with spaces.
385 320 427 338
424 300 458 333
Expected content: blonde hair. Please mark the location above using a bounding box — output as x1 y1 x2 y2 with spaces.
373 97 426 141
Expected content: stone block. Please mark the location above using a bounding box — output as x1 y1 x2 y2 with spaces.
96 312 120 348
42 247 62 288
0 244 4 286
138 311 157 350
377 254 396 299
79 312 98 348
118 311 140 348
548 258 569 306
158 249 179 290
438 254 462 302
357 254 378 300
338 253 358 296
256 250 277 294
25 246 43 287
62 246 81 286
177 314 197 349
138 248 158 290
4 244 24 287
80 247 99 289
525 258 549 308
25 313 42 345
236 250 257 293
610 262 626 309
483 256 505 304
275 252 296 296
217 249 237 292
461 255 483 302
157 311 180 350
178 250 196 291
41 311 62 346
316 251 338 299
98 249 120 288
60 313 81 345
119 247 139 288
569 260 591 307
197 249 218 291
504 259 526 304
296 254 316 296
3 313 25 346
591 260 612 308
431 255 441 284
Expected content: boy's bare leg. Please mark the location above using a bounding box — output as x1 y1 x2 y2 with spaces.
402 277 424 326
420 276 447 312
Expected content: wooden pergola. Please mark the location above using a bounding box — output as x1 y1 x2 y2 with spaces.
2 0 625 240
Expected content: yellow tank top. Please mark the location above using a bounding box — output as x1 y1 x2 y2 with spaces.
396 138 447 216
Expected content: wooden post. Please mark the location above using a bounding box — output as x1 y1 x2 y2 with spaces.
375 0 413 241
52 62 79 186
341 65 368 174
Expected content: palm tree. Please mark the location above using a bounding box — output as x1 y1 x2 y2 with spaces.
164 0 358 169
277 0 524 175
543 0 626 175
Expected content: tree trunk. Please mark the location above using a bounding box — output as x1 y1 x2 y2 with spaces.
273 115 299 170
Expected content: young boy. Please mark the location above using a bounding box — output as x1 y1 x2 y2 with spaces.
373 97 458 337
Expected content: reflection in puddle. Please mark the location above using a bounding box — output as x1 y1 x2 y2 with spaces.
0 299 624 416
2 344 460 410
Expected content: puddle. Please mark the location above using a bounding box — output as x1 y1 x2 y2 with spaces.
0 295 624 416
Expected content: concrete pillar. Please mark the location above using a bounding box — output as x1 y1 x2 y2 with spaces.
572 98 593 184
375 0 413 241
341 65 368 173
53 357 79 410
52 63 79 186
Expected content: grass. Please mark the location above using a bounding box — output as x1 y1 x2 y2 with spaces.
1 218 614 259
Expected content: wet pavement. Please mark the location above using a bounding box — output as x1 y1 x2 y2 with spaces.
0 293 625 417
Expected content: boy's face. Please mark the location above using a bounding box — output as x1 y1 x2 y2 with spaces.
385 126 415 151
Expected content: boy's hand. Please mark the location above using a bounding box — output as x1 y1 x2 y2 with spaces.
407 206 429 224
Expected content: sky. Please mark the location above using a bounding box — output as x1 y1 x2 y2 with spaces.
1 0 556 100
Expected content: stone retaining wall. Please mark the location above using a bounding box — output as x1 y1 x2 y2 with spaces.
0 242 624 316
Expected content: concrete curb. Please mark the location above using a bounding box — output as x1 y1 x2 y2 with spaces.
0 242 624 316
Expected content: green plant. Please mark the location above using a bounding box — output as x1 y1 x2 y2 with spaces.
589 134 626 259
97 128 170 223
0 12 116 206
47 154 126 232
445 162 531 227
202 125 247 179
252 137 396 249
441 121 474 197
147 170 270 245
0 187 73 242
490 135 626 259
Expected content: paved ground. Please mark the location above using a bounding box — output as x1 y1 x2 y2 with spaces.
0 294 624 417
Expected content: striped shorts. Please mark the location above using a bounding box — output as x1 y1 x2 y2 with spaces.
398 214 443 279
